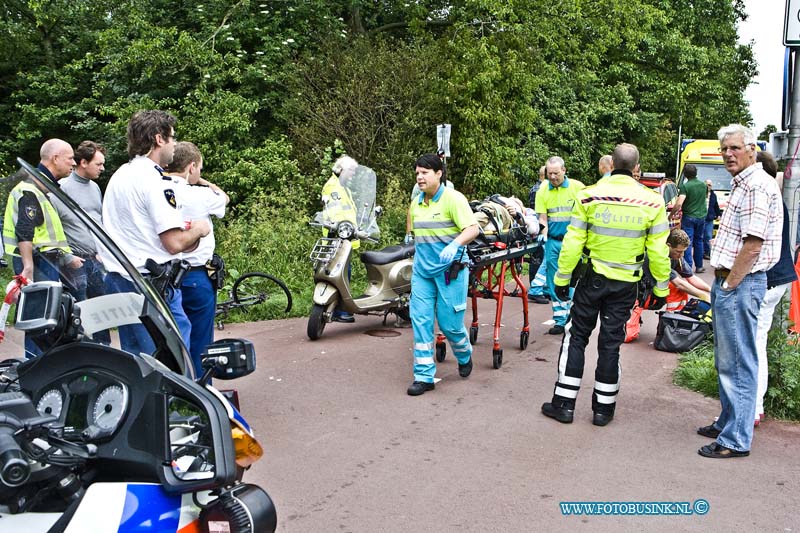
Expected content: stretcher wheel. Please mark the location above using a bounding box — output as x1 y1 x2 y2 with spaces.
520 331 529 350
492 348 503 369
435 342 446 362
469 326 478 345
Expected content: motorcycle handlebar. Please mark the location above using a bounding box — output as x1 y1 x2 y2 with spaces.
0 415 29 488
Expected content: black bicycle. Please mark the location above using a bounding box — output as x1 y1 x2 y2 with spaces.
215 271 293 329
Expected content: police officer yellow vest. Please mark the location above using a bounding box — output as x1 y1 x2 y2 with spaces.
555 174 671 296
321 174 360 250
3 181 71 256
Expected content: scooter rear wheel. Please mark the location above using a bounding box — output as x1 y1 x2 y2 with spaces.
307 304 327 340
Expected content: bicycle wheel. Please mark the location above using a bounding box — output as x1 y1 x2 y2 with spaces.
232 272 293 318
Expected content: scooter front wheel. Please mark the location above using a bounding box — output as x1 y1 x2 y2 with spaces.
307 304 327 340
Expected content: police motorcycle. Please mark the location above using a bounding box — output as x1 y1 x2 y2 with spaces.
307 164 414 340
0 159 276 532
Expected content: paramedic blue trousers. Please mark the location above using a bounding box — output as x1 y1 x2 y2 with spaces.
528 259 548 298
552 270 637 415
410 268 472 383
545 237 571 326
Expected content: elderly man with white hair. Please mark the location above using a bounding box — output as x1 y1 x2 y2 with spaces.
696 124 783 459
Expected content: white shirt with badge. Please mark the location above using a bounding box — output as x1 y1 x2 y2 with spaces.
100 155 185 275
169 175 226 267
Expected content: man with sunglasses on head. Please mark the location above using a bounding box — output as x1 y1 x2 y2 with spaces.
696 124 782 459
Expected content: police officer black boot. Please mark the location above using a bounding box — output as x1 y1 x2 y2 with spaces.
541 399 574 423
592 409 614 426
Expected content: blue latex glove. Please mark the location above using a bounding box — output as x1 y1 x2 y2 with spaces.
537 233 547 243
439 240 461 263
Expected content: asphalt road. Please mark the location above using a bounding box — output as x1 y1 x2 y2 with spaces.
217 290 799 532
1 281 797 531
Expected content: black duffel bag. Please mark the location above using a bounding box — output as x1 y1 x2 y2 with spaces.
654 311 711 353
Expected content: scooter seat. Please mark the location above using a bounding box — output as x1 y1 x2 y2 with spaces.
360 242 415 265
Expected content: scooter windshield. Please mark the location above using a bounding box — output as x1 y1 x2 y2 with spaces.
317 164 380 239
0 158 193 377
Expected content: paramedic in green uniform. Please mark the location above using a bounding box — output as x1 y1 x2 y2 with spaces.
535 156 584 335
407 153 479 396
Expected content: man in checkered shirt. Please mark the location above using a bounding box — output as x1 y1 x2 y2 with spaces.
696 124 782 459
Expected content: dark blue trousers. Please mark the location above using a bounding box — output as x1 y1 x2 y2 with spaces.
180 269 216 377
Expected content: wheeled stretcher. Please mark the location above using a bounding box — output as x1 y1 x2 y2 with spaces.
434 197 540 369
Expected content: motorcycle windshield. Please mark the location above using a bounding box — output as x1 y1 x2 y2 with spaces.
2 158 193 377
317 164 379 239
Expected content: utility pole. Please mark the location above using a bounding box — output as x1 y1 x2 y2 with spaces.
784 1 800 246
785 50 800 247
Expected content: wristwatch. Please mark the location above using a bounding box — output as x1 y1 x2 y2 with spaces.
722 280 730 290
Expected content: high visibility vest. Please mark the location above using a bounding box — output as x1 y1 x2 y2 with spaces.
321 174 360 250
555 173 671 296
535 177 584 238
3 181 71 256
410 185 476 277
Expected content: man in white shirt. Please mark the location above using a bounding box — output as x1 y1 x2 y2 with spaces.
100 110 209 357
165 141 229 375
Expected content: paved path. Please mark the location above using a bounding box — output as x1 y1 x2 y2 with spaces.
1 284 797 531
217 294 799 532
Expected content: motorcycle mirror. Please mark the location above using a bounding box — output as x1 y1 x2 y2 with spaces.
199 339 256 385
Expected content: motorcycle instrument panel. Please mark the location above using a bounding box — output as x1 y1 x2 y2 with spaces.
34 371 130 440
